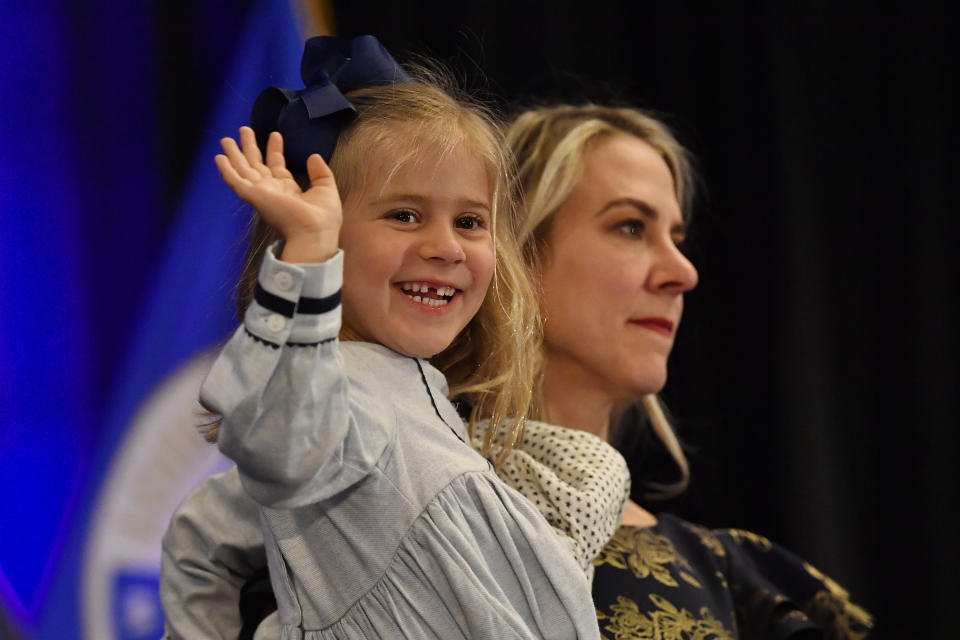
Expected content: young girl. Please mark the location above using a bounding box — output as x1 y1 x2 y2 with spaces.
198 37 601 639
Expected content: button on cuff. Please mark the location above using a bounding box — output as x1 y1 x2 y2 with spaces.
273 270 294 292
265 314 287 333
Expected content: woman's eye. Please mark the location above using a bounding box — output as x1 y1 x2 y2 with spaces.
455 215 486 231
617 220 645 236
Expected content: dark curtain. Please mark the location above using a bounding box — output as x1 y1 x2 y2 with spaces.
331 2 956 636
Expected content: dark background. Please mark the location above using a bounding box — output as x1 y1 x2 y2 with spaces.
1 1 954 637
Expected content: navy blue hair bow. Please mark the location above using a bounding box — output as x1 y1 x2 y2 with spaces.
250 35 411 176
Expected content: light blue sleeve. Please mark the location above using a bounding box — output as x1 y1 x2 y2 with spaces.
200 244 393 508
160 467 264 640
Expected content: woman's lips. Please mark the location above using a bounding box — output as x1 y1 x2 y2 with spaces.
629 317 674 336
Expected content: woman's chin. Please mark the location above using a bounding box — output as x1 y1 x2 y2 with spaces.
621 366 669 398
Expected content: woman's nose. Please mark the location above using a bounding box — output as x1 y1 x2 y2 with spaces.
649 242 698 293
418 223 466 263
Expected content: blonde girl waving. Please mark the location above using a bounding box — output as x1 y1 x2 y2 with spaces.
199 36 599 640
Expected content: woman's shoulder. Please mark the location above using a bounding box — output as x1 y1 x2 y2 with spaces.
670 516 875 639
595 515 730 584
594 517 873 638
592 518 738 639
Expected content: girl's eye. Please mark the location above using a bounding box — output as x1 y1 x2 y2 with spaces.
455 214 486 231
390 210 418 224
617 220 645 236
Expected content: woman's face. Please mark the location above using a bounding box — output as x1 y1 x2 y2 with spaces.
538 134 698 402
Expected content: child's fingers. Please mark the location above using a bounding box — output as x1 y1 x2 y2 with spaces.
220 136 263 182
238 126 270 177
265 132 294 180
306 153 335 188
215 153 253 196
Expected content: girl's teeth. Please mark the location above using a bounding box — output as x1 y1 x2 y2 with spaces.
403 291 450 307
401 283 456 297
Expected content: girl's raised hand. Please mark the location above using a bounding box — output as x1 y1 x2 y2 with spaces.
215 127 342 262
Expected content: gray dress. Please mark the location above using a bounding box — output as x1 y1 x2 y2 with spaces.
198 246 599 639
160 420 631 639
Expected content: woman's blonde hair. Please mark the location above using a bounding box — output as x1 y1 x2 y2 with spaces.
504 104 694 497
211 70 540 466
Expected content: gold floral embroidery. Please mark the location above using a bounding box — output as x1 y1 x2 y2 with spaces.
807 591 873 639
714 571 728 590
676 520 726 557
699 534 725 557
678 571 702 588
726 529 772 551
595 527 701 588
804 562 846 598
597 594 734 639
803 563 874 638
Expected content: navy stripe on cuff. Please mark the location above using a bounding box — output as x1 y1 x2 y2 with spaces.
297 290 342 315
254 283 296 318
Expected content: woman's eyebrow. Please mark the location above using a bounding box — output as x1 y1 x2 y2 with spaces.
596 197 656 218
597 197 687 234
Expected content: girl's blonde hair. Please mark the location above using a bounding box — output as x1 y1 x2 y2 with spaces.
212 71 540 466
505 104 694 497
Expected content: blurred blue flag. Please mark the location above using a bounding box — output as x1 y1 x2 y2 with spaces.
6 1 308 636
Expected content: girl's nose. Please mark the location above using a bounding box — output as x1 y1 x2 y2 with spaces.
418 224 466 263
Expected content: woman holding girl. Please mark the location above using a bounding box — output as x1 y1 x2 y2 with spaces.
162 38 871 640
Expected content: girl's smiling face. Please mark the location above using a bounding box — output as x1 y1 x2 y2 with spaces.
338 142 495 358
538 133 699 402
